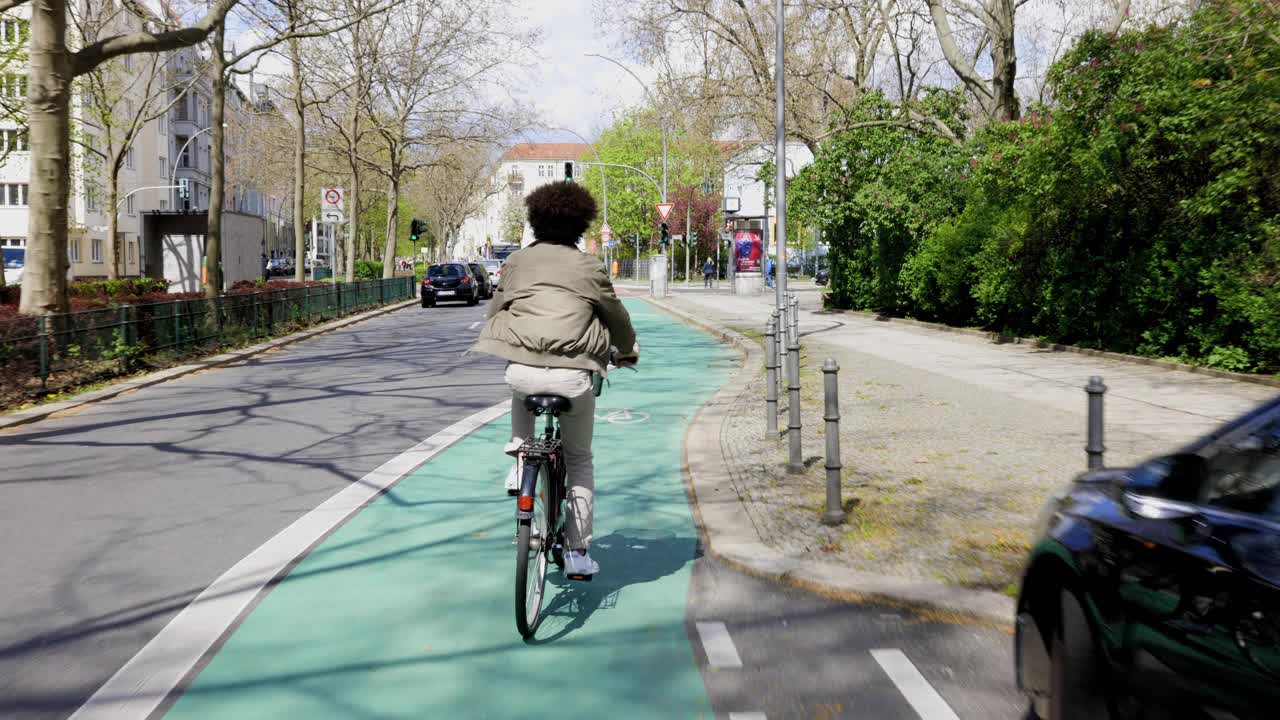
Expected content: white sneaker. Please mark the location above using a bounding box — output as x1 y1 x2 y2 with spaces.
564 550 598 580
505 461 520 496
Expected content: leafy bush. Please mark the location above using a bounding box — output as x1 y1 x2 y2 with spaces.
795 1 1280 373
353 260 383 280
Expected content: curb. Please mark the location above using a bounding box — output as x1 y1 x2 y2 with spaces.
645 296 1017 628
826 307 1280 390
1 298 418 432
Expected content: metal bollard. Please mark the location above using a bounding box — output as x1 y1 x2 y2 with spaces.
789 293 799 341
765 315 779 435
774 310 786 404
821 358 846 525
787 328 803 473
1085 376 1106 470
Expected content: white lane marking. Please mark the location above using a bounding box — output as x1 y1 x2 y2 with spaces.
729 714 767 720
469 320 482 330
70 401 511 720
695 621 743 669
870 649 960 720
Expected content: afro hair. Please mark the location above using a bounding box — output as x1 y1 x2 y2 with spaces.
524 181 598 246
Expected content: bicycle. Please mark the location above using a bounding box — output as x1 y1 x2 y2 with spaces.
513 353 636 639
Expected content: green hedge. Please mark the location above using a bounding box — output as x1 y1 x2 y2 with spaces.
793 0 1279 374
353 260 383 280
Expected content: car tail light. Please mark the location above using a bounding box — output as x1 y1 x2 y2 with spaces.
422 279 432 286
461 276 471 285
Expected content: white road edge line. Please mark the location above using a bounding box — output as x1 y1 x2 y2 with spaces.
69 400 511 720
695 621 743 669
728 713 767 720
870 648 960 720
469 320 483 330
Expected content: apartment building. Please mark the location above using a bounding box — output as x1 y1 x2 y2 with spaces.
456 142 591 258
0 4 291 287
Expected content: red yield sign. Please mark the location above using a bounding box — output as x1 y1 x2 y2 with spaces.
656 203 675 222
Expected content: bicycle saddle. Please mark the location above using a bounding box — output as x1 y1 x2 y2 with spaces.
523 394 572 415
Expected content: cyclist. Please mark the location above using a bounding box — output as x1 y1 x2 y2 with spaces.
472 180 639 579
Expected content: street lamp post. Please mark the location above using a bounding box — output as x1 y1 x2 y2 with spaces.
585 53 667 204
170 124 225 209
774 0 789 323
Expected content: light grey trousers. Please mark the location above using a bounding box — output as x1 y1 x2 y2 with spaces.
505 363 596 549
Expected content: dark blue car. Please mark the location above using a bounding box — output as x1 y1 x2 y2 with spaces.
1016 395 1280 719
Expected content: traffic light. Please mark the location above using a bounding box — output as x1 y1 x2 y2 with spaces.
564 162 574 182
660 222 670 250
409 219 424 242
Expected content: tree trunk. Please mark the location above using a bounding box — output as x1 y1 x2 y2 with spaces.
988 0 1020 122
20 0 73 315
290 36 306 282
345 31 363 283
205 21 227 298
381 174 398 278
107 169 119 280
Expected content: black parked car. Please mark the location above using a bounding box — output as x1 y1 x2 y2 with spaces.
467 262 494 299
421 263 480 307
1016 395 1280 720
814 269 829 286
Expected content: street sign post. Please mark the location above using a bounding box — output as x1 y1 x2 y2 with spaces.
656 203 674 222
600 222 613 246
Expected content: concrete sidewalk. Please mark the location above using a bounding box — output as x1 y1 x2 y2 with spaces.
656 287 1278 623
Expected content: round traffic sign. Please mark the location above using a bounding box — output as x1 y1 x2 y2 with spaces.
324 189 341 205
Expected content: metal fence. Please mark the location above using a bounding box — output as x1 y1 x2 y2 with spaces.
1 277 415 396
613 258 651 281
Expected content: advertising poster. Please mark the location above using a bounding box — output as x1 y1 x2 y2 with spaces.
734 229 762 273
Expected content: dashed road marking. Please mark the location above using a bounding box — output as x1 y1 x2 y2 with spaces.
728 714 767 720
871 648 960 720
695 621 743 669
469 321 482 330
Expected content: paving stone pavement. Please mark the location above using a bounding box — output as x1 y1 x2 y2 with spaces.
660 287 1279 595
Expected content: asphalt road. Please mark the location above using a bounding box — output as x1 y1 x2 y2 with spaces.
0 294 1024 720
0 300 508 720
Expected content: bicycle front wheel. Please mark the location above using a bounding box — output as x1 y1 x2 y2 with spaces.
514 463 550 639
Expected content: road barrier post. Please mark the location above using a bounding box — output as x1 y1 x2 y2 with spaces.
1086 375 1107 470
766 313 779 435
822 358 847 525
789 293 799 342
787 327 803 474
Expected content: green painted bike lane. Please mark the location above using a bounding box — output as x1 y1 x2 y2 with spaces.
165 300 735 719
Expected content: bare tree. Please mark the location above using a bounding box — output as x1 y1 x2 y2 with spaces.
412 142 501 261
71 3 191 280
15 0 245 315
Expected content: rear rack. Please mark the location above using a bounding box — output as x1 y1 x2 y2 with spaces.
518 436 560 458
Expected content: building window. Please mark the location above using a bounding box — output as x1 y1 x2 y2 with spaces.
160 156 167 179
158 110 166 135
126 194 134 215
123 53 131 71
159 199 167 211
1 74 26 99
0 183 27 206
84 184 98 213
0 19 28 44
127 239 134 264
173 91 188 122
1 128 27 151
176 135 190 167
91 237 103 263
537 164 544 177
68 237 80 263
126 146 134 169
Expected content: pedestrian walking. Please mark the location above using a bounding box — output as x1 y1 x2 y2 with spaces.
765 256 775 289
702 257 714 288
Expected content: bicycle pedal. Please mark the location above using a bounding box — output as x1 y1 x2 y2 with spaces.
566 573 593 582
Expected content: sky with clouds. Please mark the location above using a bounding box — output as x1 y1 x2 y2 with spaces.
509 0 653 142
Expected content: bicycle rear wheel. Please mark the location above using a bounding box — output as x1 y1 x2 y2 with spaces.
514 462 550 639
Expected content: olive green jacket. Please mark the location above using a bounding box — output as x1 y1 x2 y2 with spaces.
472 243 637 374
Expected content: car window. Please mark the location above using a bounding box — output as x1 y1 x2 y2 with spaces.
1203 414 1280 519
428 265 463 277
469 264 485 275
